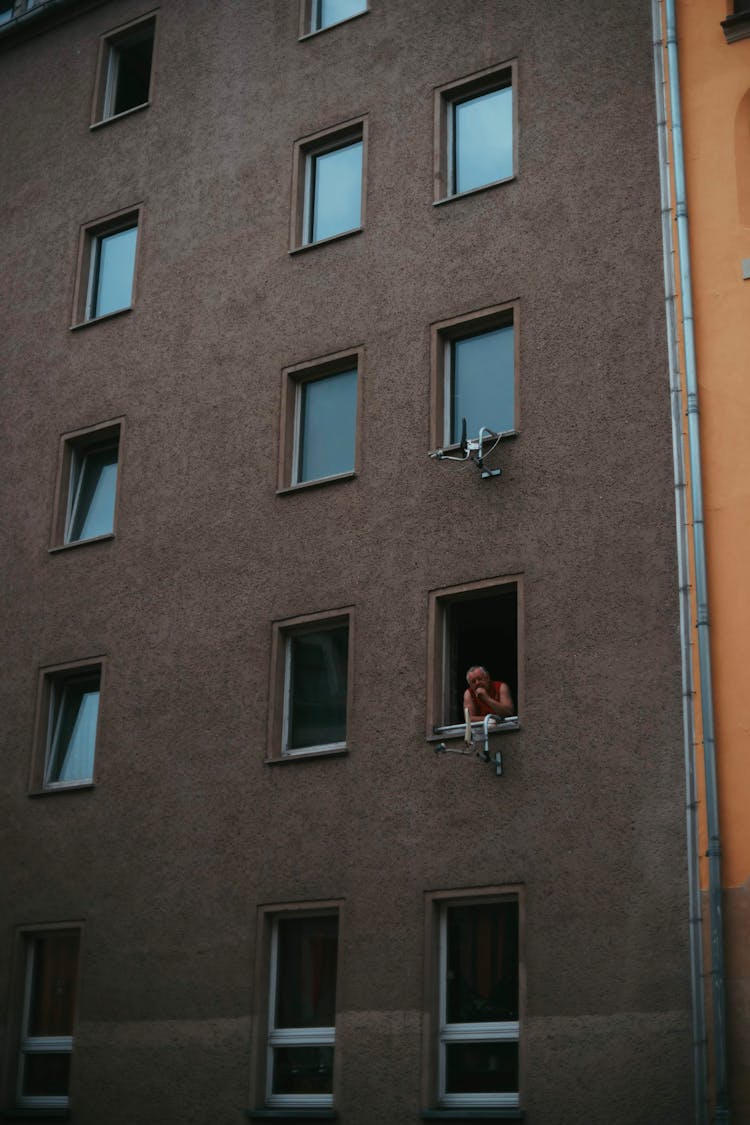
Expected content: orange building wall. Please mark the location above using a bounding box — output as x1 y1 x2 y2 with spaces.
676 0 750 1116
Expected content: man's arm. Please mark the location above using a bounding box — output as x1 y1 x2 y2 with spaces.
466 682 515 719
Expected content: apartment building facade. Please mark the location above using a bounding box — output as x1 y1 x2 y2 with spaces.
1 2 694 1122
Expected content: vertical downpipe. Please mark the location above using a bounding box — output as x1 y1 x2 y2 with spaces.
660 1 730 1120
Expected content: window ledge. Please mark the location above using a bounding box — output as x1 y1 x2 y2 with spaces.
277 471 357 496
1 1111 71 1121
289 228 362 255
426 719 520 743
90 102 150 130
49 533 115 554
246 1111 336 1120
435 431 517 457
434 176 515 207
28 783 96 798
266 748 349 766
422 1111 523 1121
70 306 133 331
298 7 368 40
721 11 750 41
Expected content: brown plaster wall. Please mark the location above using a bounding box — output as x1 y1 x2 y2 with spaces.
0 1 691 1122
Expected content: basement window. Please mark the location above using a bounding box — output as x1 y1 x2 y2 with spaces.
428 578 520 737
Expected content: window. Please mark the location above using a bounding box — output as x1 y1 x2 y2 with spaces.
16 929 81 1110
51 420 122 548
268 609 353 760
435 63 516 202
30 660 104 793
436 897 520 1110
427 577 520 737
430 303 518 453
291 119 366 249
73 208 140 326
266 912 339 1108
0 3 14 25
94 14 155 123
304 0 367 34
278 349 361 491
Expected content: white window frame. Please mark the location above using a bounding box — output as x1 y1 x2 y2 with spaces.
85 222 138 322
302 137 363 246
282 625 348 757
443 326 516 448
446 77 514 199
292 367 357 486
16 938 77 1110
266 914 337 1109
43 672 100 790
63 438 118 545
310 0 367 33
438 900 520 1110
101 17 155 122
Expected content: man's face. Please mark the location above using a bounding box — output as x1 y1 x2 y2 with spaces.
467 668 490 693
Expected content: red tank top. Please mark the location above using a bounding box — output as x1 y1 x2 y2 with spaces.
468 681 506 717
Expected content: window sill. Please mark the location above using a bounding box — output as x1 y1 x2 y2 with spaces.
422 1111 523 1121
28 783 96 798
426 719 520 743
70 306 133 331
289 228 362 255
247 1111 336 1120
721 11 750 42
265 748 349 766
48 533 114 554
1 1111 71 1120
434 431 517 457
90 102 150 130
434 175 515 207
277 471 357 496
298 7 368 40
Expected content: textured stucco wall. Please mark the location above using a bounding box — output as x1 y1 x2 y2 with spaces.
0 1 691 1122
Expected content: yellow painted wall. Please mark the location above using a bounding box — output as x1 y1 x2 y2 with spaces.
678 0 750 891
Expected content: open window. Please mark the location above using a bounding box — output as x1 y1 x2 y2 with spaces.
51 419 123 550
93 14 156 124
428 577 520 737
30 658 105 794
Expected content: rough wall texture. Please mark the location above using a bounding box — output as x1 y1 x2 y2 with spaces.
0 1 692 1123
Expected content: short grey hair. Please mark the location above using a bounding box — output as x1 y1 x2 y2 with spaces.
466 664 490 685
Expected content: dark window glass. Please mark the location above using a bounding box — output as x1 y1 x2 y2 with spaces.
288 626 348 750
309 141 363 243
276 915 338 1028
298 369 357 483
314 0 366 31
445 1042 519 1095
110 24 154 116
0 4 14 26
450 325 514 445
67 443 118 542
445 587 518 727
272 1046 334 1095
446 902 519 1023
27 934 79 1036
453 85 513 195
20 1054 71 1099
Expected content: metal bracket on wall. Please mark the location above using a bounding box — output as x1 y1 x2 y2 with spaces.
433 715 504 777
